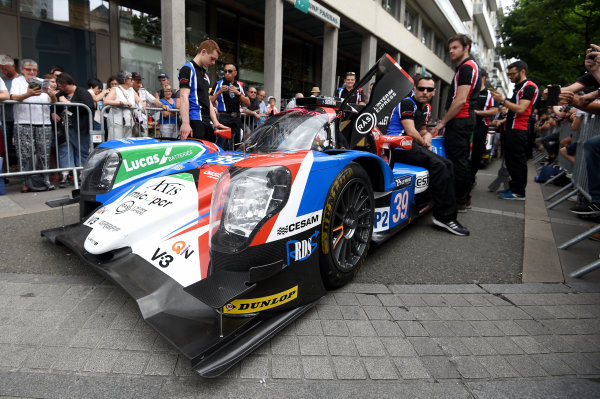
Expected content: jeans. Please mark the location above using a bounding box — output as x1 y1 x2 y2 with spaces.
584 135 600 203
59 127 90 169
15 124 52 189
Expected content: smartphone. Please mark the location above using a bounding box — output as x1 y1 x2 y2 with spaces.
546 85 560 106
488 86 497 92
587 53 597 60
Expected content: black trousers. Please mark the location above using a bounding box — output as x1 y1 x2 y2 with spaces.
190 120 215 142
445 117 475 204
470 123 488 184
393 144 457 223
504 128 529 196
218 114 243 150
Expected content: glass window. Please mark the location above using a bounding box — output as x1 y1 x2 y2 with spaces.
404 5 418 35
421 24 432 48
381 0 398 17
0 0 13 8
238 17 265 90
20 0 109 33
185 0 208 59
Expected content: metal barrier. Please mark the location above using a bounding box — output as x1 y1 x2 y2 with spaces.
0 100 94 190
101 105 181 140
542 122 577 187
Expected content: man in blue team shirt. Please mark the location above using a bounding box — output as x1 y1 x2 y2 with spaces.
210 63 249 147
388 75 469 236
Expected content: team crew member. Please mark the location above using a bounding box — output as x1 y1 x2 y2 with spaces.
336 72 364 104
471 68 498 186
434 34 480 212
210 63 250 148
491 60 539 200
388 76 469 236
178 39 227 141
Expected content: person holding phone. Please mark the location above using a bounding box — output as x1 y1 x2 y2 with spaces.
491 60 539 200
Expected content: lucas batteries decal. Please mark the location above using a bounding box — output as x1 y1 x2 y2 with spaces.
223 286 298 314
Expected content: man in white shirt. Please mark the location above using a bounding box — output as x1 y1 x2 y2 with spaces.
131 72 167 136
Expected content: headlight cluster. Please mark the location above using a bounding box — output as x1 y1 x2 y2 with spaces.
210 166 292 253
81 148 121 194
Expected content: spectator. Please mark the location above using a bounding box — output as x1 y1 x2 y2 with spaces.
286 92 304 110
9 59 57 192
50 65 64 78
434 34 481 212
156 73 179 100
1 54 21 164
471 68 498 186
491 60 539 200
266 96 278 115
103 70 143 140
159 84 179 139
310 87 320 97
0 76 7 176
336 72 364 103
87 78 109 130
0 77 7 99
242 86 261 132
209 63 250 147
178 39 227 141
257 89 268 114
132 72 167 136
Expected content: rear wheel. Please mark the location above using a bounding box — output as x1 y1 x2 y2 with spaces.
320 163 374 288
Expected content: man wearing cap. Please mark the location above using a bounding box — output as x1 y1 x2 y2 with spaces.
310 87 320 97
131 72 163 108
156 73 179 100
336 72 364 104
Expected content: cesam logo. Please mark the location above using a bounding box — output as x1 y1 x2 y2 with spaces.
223 286 298 314
415 175 429 188
277 214 320 235
286 231 318 266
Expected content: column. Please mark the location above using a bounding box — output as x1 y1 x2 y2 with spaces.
161 0 186 84
321 23 338 97
432 79 442 120
360 34 377 80
109 0 120 74
264 0 283 109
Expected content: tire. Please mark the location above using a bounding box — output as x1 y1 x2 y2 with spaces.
319 163 374 288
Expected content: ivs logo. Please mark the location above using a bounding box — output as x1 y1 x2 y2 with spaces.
148 179 184 196
286 231 318 266
171 241 195 259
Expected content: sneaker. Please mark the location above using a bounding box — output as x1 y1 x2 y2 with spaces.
457 203 467 213
497 188 511 194
59 175 68 188
570 202 600 215
499 190 525 200
432 217 470 236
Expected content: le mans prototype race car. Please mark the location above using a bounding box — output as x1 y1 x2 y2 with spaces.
43 54 444 377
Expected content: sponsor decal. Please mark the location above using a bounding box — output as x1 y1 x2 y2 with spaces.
286 231 318 266
87 216 99 225
355 112 376 135
99 220 120 232
377 115 389 126
171 241 195 259
115 200 134 214
415 175 429 189
96 207 107 215
277 214 320 235
202 170 221 179
151 248 174 268
394 175 412 189
87 237 98 246
205 155 245 165
223 286 298 314
128 191 173 207
322 167 353 254
400 137 412 148
373 89 397 113
147 179 184 196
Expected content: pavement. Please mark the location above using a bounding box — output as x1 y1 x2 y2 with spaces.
0 159 599 398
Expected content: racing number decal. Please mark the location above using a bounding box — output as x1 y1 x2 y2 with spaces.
392 188 410 223
374 188 411 233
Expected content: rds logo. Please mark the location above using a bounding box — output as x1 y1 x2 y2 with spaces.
286 231 319 266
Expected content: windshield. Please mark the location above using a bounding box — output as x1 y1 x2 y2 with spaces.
242 108 333 153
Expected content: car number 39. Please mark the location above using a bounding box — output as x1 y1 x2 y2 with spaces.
374 188 411 232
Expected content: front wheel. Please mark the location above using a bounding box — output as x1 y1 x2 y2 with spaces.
320 163 374 288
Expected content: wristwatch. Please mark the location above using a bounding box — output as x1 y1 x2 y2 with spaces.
498 100 505 106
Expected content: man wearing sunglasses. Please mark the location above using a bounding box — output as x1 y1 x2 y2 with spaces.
387 76 469 236
210 63 250 148
155 73 179 100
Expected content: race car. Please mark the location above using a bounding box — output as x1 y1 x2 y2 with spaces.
42 54 441 377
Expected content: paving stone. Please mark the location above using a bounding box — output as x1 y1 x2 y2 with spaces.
378 336 416 357
22 346 62 369
511 336 550 354
173 355 194 377
271 355 303 379
17 327 52 346
112 351 150 374
434 337 471 356
83 312 118 329
469 320 505 336
302 356 334 379
562 304 600 318
420 356 461 379
560 335 600 352
522 306 558 320
253 341 270 355
408 337 444 356
453 356 491 379
0 344 34 367
239 355 269 379
316 305 343 320
371 320 404 337
340 283 389 294
70 328 104 348
25 296 53 311
533 335 575 353
109 311 140 331
493 320 528 336
321 320 349 336
390 284 484 294
51 347 92 371
11 309 44 326
505 354 548 377
316 294 336 305
356 293 382 306
444 320 478 337
339 306 368 320
397 320 428 336
326 336 358 356
42 327 80 347
72 298 104 313
363 305 391 320
333 293 358 305
460 337 497 355
270 334 299 355
421 294 450 306
59 311 93 329
454 306 487 321
396 294 427 306
441 295 472 307
125 331 157 351
363 357 398 379
39 284 71 298
421 321 454 337
410 307 440 321
353 337 386 356
558 353 600 375
298 335 328 355
295 319 323 335
530 353 576 376
484 294 514 306
0 325 25 344
477 355 520 378
502 293 538 306
331 357 366 380
377 294 404 307
462 294 494 307
83 349 120 372
97 329 133 350
514 319 551 335
346 320 377 336
485 337 525 355
388 306 416 321
393 357 431 379
432 307 464 321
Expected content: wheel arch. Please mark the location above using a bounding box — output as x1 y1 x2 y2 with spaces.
348 156 386 192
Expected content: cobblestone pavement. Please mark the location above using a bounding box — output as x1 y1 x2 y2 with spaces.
1 273 599 398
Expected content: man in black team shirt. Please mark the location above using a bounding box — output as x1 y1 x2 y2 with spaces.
471 68 498 187
388 76 469 236
434 34 480 212
178 39 227 141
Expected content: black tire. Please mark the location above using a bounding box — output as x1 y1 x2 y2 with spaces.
319 163 374 288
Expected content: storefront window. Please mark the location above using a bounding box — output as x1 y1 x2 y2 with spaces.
282 35 316 99
20 0 109 33
185 0 208 59
238 17 265 90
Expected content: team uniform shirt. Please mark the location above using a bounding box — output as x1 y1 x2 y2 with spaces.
576 72 600 89
506 79 539 131
10 75 52 125
445 57 480 119
336 86 364 104
387 95 431 138
475 88 495 127
212 79 245 113
178 60 211 121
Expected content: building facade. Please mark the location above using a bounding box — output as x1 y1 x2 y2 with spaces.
1 0 509 118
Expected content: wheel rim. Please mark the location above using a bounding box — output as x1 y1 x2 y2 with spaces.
330 179 372 273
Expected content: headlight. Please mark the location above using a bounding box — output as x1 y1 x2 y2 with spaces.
81 148 122 194
210 166 292 253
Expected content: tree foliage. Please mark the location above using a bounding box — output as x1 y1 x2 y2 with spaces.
497 0 600 87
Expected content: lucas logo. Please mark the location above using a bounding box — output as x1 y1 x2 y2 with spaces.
286 231 318 266
122 147 177 173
